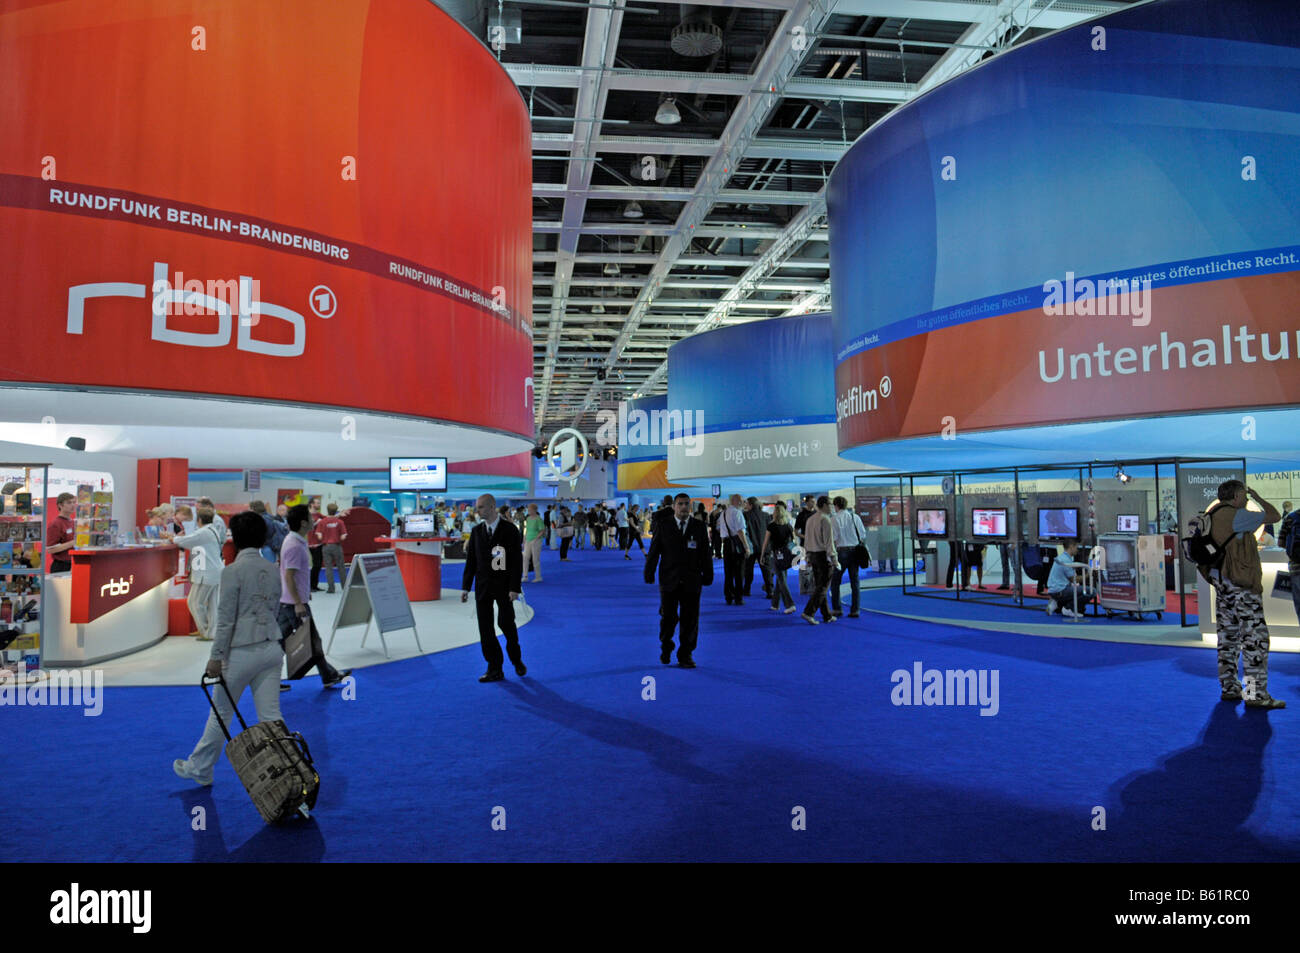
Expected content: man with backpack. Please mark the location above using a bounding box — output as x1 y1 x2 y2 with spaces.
1193 480 1285 709
249 500 288 564
1278 501 1300 629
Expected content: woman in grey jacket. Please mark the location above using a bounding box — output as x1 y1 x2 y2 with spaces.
173 511 287 786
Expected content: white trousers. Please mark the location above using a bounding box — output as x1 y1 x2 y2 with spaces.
188 581 220 638
524 537 544 579
188 639 285 781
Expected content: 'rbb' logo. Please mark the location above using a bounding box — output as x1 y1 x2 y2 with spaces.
99 574 133 597
67 261 308 357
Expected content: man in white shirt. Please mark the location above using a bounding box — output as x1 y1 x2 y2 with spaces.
719 494 752 605
173 507 225 641
616 503 631 559
801 496 838 624
830 496 867 618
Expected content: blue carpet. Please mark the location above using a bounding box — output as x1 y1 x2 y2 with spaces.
2 546 1297 862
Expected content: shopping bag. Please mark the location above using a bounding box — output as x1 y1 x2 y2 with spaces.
283 619 314 680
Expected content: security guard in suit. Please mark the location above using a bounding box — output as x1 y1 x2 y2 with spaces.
644 492 714 668
461 493 525 682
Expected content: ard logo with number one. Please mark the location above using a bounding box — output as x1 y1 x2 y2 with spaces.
546 428 589 489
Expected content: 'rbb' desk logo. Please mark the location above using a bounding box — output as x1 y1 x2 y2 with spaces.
67 261 312 357
99 575 133 597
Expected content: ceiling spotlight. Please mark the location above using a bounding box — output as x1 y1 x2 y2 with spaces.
655 97 681 125
603 262 620 276
623 201 644 220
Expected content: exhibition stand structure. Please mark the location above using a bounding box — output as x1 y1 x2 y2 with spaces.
881 457 1300 637
0 0 535 676
665 313 875 498
821 0 1300 641
828 0 1300 474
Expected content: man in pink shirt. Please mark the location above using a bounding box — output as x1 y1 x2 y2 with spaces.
279 503 350 689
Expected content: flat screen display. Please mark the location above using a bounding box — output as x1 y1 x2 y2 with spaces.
916 508 947 537
403 514 436 535
971 508 1008 539
1117 514 1140 532
1037 508 1079 539
389 457 448 492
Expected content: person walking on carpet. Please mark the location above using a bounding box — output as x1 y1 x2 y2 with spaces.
644 493 713 668
462 493 526 682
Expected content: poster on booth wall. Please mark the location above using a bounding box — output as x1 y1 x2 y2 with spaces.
277 489 304 508
1099 537 1138 603
856 496 883 529
886 497 911 528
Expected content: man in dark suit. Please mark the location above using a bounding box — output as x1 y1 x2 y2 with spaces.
461 493 525 683
649 494 674 536
644 492 714 668
743 496 772 600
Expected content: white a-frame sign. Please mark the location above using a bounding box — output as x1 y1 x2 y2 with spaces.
328 551 422 659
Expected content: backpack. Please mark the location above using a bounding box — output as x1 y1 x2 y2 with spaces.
264 514 290 557
1282 511 1300 563
1182 506 1232 573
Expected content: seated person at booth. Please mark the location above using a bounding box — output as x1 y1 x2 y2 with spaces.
1045 539 1094 617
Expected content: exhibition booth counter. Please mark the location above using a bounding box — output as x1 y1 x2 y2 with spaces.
373 537 453 603
42 544 178 667
1198 549 1299 642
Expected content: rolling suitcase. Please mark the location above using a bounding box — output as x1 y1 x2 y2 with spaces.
201 674 319 824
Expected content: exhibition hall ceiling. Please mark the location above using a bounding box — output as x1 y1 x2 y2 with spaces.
443 0 1145 440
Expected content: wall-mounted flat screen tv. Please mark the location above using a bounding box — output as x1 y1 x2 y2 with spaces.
1037 507 1079 540
916 508 947 537
389 457 448 492
971 508 1008 539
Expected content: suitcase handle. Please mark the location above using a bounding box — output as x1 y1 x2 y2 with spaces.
288 730 315 768
200 673 250 741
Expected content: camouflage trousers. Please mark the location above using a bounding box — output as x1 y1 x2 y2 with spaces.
1214 578 1271 696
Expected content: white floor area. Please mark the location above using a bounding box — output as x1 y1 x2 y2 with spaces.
95 587 533 687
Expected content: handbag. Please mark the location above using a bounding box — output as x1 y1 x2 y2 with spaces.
283 618 315 680
773 546 792 572
851 513 870 565
798 564 814 595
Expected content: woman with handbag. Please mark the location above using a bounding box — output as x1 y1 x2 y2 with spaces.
760 501 798 614
556 505 574 561
173 511 287 786
830 496 869 618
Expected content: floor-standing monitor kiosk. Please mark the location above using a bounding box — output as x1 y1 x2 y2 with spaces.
1095 533 1166 619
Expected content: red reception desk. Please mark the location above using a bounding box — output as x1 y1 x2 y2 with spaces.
69 546 179 623
43 545 180 667
374 537 452 602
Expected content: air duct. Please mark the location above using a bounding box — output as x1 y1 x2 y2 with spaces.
671 5 722 57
